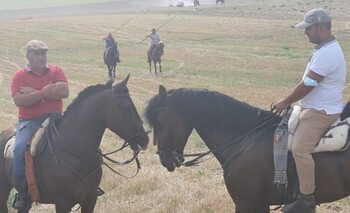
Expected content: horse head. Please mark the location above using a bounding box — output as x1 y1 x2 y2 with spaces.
157 41 164 48
105 74 149 152
145 85 193 171
156 41 165 54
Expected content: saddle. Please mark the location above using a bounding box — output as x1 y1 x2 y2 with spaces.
287 106 350 152
273 106 350 200
4 117 52 202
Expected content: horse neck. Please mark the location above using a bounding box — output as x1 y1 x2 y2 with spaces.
58 95 106 155
158 47 164 55
154 46 163 54
190 106 278 165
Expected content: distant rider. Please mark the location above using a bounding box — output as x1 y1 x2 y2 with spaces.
103 32 120 62
146 28 161 57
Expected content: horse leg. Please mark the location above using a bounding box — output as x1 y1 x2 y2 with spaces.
55 201 76 213
149 62 152 74
154 61 157 75
235 201 270 213
107 66 112 79
112 65 116 78
0 159 12 213
81 196 97 213
159 62 162 73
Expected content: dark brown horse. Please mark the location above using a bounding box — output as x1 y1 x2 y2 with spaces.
216 0 225 5
0 75 149 213
104 43 119 79
194 0 200 6
147 42 164 75
145 85 350 213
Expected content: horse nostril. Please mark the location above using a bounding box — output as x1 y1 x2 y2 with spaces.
179 156 185 163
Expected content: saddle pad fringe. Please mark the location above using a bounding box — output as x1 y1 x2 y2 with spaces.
273 108 292 187
273 127 289 186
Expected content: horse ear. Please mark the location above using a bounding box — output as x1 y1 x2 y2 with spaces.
121 74 130 86
114 74 130 88
113 74 130 94
158 85 167 105
105 79 114 88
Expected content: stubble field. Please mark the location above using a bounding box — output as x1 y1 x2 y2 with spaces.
1 0 350 212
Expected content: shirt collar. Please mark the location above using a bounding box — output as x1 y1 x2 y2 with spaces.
314 35 336 50
25 64 50 72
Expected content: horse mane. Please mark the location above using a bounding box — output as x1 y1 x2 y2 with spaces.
145 88 278 133
63 80 114 117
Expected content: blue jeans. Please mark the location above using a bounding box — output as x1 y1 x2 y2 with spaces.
13 116 47 176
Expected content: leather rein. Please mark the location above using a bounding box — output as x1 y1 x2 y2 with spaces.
99 130 150 178
46 92 149 179
157 107 280 168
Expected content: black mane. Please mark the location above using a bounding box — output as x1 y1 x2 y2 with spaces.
145 88 279 133
63 80 114 117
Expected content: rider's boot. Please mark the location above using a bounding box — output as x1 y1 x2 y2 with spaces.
281 193 316 213
13 175 29 210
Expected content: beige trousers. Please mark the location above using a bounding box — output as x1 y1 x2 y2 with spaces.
292 108 339 194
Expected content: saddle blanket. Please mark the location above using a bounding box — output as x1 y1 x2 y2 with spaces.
3 118 50 159
287 106 350 153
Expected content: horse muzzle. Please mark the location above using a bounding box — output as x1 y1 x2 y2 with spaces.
157 150 184 172
127 131 150 152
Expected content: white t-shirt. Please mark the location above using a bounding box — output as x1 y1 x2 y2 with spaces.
149 34 160 46
300 38 347 114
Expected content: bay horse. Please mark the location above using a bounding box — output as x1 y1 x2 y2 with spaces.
104 43 119 79
147 42 164 75
145 85 350 213
0 75 149 213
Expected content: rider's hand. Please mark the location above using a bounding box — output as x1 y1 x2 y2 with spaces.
275 99 289 113
20 87 37 94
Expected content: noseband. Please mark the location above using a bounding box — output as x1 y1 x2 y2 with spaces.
125 130 150 150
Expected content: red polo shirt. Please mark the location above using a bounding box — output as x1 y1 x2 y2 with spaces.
11 64 68 119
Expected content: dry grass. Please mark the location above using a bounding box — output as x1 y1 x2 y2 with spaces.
1 0 350 212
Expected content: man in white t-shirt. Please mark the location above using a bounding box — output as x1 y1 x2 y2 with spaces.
146 28 161 56
276 8 346 213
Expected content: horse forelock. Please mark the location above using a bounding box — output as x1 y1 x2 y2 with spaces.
145 95 161 128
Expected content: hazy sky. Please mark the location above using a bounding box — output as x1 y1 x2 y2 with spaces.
0 0 229 20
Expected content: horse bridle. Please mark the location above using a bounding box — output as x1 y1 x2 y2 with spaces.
97 91 150 177
155 107 281 168
46 91 150 179
98 130 150 178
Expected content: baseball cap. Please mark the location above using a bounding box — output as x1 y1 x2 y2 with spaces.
295 8 331 29
26 40 49 51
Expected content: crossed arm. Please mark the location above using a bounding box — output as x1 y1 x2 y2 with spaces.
13 82 69 107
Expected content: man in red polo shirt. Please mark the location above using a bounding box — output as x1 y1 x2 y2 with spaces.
10 40 69 209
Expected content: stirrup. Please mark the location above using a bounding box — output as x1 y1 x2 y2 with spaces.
12 193 30 210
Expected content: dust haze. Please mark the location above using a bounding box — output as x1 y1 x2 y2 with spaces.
0 0 241 20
